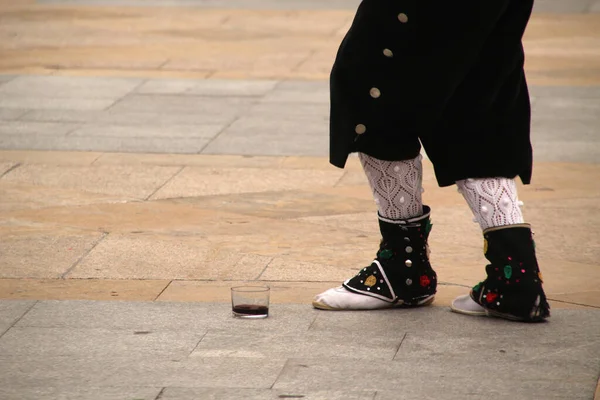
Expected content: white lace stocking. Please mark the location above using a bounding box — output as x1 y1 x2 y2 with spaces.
457 178 524 230
359 153 423 220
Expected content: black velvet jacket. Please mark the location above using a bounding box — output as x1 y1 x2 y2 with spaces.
329 0 535 186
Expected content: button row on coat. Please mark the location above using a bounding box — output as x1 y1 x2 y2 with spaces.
355 13 407 136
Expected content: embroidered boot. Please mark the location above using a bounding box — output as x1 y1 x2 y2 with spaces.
312 206 437 310
454 224 550 322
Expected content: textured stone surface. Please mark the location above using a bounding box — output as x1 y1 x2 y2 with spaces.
0 121 79 136
0 76 142 99
0 279 169 301
0 226 105 279
0 387 162 400
1 163 181 199
136 78 278 96
0 326 205 359
1 301 598 398
532 0 594 13
14 302 318 334
68 123 225 139
191 331 401 360
160 388 375 400
0 96 116 111
151 167 342 199
68 234 272 280
1 134 213 153
0 108 28 120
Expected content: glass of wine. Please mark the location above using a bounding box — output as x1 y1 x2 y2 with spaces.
231 286 270 319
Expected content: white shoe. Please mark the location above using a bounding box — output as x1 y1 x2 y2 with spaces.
450 294 486 316
313 286 434 311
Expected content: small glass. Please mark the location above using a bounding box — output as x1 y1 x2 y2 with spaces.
231 286 270 319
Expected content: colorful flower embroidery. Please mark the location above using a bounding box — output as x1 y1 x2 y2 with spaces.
379 249 393 260
486 292 498 303
504 265 513 279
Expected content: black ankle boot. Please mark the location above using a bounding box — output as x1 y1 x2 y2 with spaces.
471 224 550 322
343 206 437 306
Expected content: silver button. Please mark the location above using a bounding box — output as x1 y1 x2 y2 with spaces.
398 13 408 23
355 124 366 134
405 260 413 267
406 279 413 286
383 48 393 58
406 246 413 254
369 88 381 98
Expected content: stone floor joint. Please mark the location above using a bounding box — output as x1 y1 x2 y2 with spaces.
547 298 600 310
146 165 186 201
269 358 290 390
392 332 408 361
196 114 240 155
60 232 109 279
0 300 37 340
153 280 173 301
153 387 166 400
0 162 21 179
255 257 275 280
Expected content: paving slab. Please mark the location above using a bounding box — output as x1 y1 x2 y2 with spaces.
108 94 257 115
0 121 78 136
1 163 182 199
0 278 169 301
529 85 600 98
274 357 596 399
0 96 117 111
0 150 102 165
534 97 600 120
135 78 278 96
0 387 162 400
0 134 208 154
21 109 237 126
168 190 371 219
1 302 599 397
532 118 600 142
0 76 142 99
68 123 224 140
202 131 329 157
191 331 401 360
0 181 133 212
14 301 318 334
532 0 595 13
36 0 362 9
150 167 343 199
261 80 329 104
0 108 28 120
0 326 205 360
0 353 287 388
246 102 330 120
33 0 598 13
160 388 376 400
527 140 600 163
0 226 105 279
0 75 15 85
68 233 272 280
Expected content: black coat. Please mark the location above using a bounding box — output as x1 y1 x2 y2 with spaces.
329 0 534 187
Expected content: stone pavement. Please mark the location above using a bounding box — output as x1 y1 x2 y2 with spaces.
0 1 599 399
